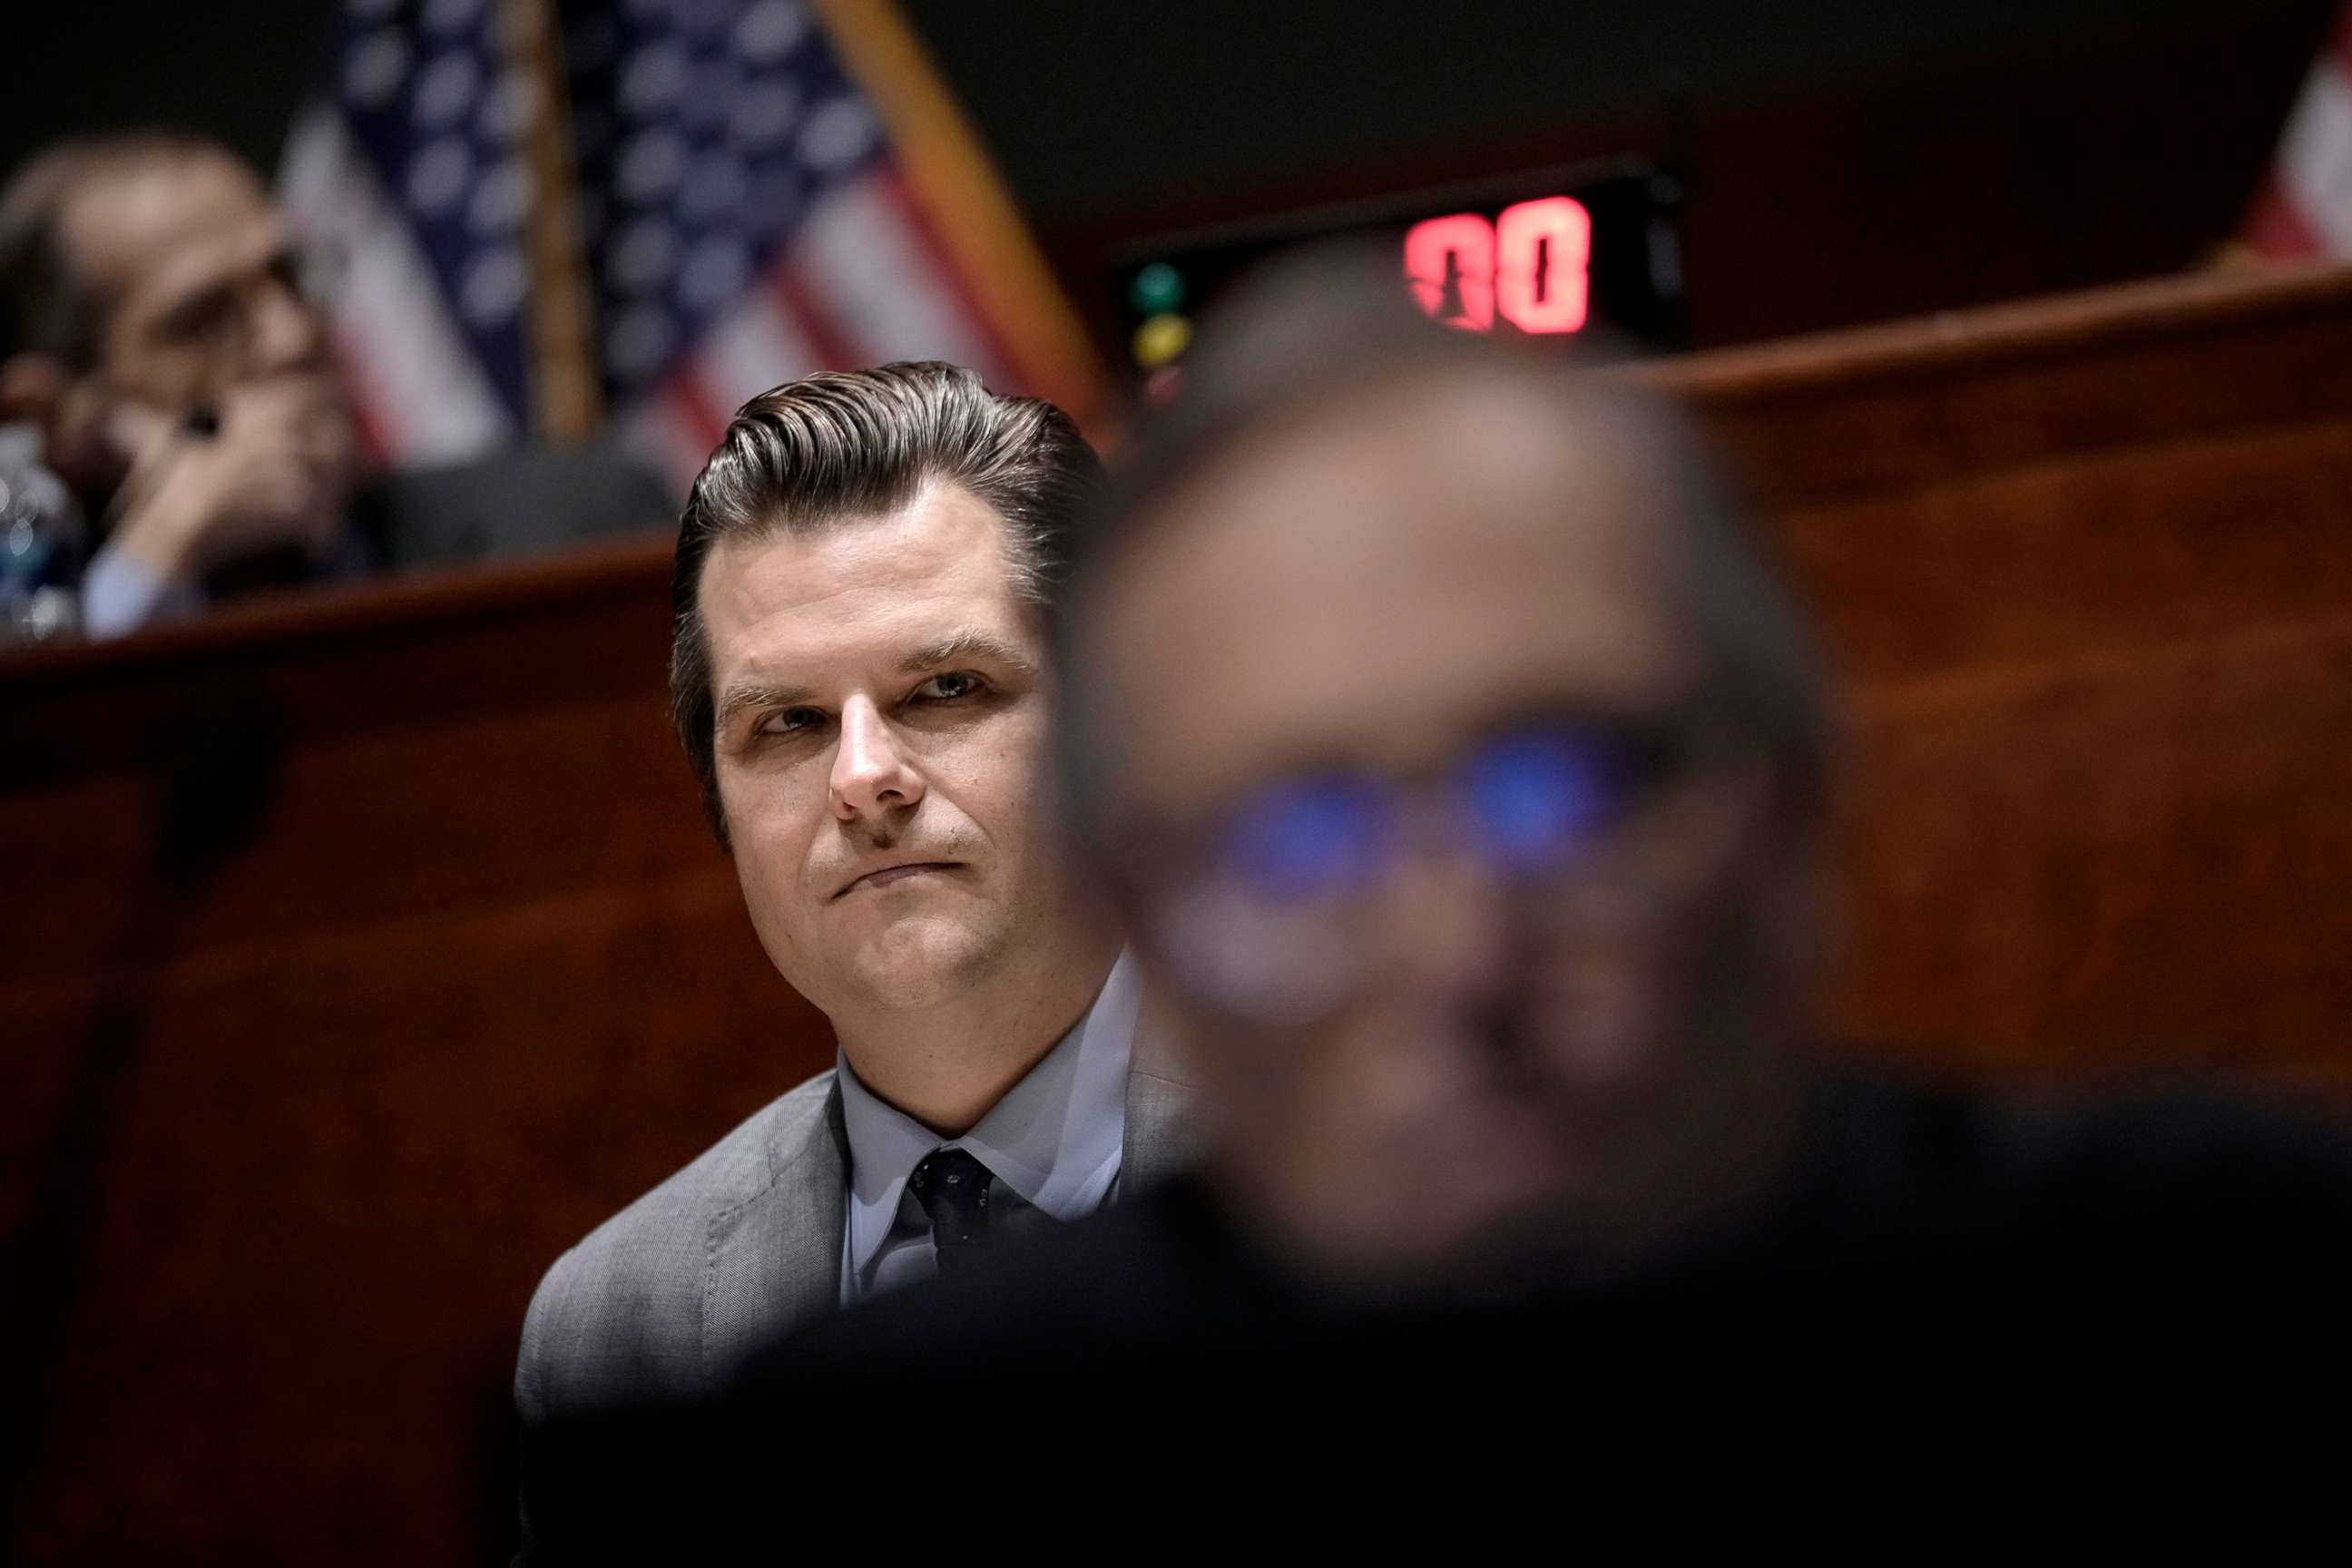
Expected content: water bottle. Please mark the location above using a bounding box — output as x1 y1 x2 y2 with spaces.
0 424 85 646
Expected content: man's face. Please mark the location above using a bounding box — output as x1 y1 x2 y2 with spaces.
701 483 1084 1021
1090 377 1809 1287
43 149 354 509
68 151 338 416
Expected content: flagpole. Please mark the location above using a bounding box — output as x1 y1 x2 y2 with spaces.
505 0 603 443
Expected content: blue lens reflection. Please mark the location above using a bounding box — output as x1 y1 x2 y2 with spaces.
1460 729 1615 872
1217 776 1390 899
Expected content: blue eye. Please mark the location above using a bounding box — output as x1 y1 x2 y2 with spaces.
1460 728 1617 871
1216 776 1390 899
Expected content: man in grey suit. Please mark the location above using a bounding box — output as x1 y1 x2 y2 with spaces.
514 364 1200 1536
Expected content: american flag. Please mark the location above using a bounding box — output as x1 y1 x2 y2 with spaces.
279 0 1101 485
2241 2 2352 260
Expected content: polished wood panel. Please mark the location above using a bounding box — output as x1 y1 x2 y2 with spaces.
5 261 2350 1561
1650 260 2352 1086
1 546 821 1563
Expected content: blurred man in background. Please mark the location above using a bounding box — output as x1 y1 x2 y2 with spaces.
0 131 667 640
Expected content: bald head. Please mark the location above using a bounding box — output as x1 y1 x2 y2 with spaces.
0 132 233 369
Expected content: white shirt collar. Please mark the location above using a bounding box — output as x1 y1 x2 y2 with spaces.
838 950 1141 1284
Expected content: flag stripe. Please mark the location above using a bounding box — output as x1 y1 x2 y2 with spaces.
288 1 1101 475
2278 63 2352 252
2245 5 2352 259
2243 177 2326 259
622 389 717 494
870 163 1024 391
790 171 999 372
771 261 867 373
663 375 733 472
804 0 1104 422
280 107 515 463
698 293 823 412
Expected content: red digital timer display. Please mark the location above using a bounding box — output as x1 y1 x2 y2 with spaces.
1403 196 1592 335
1117 163 1681 388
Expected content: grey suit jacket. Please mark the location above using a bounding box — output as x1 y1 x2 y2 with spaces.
514 1027 1204 1429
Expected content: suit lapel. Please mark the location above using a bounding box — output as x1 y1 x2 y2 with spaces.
699 999 1197 1374
701 1075 848 1381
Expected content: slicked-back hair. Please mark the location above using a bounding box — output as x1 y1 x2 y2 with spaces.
0 130 228 368
1052 246 1835 868
671 361 1103 849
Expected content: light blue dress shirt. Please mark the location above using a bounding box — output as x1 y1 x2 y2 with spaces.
837 950 1140 1303
79 544 202 640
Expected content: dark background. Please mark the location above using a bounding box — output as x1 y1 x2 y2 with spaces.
8 0 2337 355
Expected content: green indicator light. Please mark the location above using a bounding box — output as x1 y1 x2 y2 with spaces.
1130 262 1185 316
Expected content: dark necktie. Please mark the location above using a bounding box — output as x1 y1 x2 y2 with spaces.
909 1148 995 1275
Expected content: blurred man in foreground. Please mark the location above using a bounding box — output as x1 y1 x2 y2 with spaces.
774 258 2352 1465
1054 272 1829 1300
0 131 666 639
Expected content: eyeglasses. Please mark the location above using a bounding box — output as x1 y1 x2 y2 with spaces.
1124 709 1758 1023
143 239 347 365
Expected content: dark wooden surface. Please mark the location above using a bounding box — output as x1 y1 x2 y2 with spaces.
1649 261 2352 1084
6 260 2352 1561
0 549 828 1561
